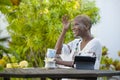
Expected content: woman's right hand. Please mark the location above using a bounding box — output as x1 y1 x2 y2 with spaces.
62 15 70 31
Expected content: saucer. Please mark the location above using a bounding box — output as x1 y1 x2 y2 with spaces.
45 61 56 69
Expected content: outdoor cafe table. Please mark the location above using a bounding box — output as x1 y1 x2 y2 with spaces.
0 68 120 80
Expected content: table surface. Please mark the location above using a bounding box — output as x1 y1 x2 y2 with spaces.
0 68 120 78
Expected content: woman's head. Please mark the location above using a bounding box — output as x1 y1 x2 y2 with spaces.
74 15 92 29
71 15 92 38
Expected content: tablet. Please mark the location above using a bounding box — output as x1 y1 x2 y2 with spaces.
74 56 96 70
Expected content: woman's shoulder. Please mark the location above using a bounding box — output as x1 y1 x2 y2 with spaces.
91 38 102 47
91 38 101 43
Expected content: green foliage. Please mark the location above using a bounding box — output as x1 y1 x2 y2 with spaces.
0 0 100 67
102 46 108 56
0 0 12 14
0 64 4 71
100 46 120 71
0 0 12 6
0 30 11 60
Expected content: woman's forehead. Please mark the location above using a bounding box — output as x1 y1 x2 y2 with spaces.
71 20 84 26
71 19 83 24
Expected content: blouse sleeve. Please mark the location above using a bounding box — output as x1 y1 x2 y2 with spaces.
60 39 80 61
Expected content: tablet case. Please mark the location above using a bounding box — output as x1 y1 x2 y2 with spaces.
74 56 96 70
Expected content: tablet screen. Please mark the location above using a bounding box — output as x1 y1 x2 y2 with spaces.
74 56 96 62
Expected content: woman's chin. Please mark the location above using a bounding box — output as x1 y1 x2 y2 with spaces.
74 35 78 38
73 34 77 37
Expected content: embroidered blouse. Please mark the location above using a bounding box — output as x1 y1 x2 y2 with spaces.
60 38 102 69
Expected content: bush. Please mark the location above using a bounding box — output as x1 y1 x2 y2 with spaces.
0 0 100 67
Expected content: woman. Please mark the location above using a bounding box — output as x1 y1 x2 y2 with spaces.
55 15 102 80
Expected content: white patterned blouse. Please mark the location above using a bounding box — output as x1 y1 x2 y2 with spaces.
60 38 102 69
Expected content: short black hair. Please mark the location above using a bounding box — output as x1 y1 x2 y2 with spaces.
74 15 92 30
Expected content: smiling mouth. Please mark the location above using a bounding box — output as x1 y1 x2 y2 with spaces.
73 31 77 34
73 32 78 36
73 32 76 34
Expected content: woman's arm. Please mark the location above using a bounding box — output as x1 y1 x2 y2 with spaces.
55 29 67 54
55 15 70 54
55 58 74 67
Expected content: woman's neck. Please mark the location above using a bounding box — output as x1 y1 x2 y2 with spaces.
82 34 93 42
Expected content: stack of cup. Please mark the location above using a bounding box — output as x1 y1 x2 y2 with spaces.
45 48 56 69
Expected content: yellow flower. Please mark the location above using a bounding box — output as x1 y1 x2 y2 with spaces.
12 63 19 68
6 63 12 68
19 60 28 68
6 63 19 68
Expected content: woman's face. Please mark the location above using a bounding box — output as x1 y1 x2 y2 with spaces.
71 20 86 37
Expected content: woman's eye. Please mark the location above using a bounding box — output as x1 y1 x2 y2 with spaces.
71 23 79 26
75 24 79 25
72 24 79 26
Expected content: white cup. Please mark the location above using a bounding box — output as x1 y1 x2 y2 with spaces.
46 48 56 58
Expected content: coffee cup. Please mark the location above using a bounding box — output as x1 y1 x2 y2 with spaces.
46 48 56 58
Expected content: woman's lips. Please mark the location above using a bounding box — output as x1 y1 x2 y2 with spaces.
73 31 76 34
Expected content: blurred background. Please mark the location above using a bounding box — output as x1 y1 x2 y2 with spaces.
1 0 120 60
92 0 120 60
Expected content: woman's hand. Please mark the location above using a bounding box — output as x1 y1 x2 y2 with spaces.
62 15 70 31
54 58 61 64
